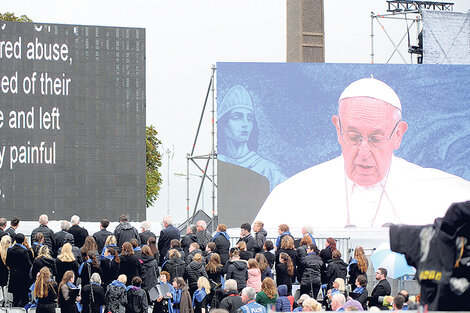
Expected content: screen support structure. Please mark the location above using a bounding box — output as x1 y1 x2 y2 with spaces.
185 65 218 231
370 1 453 64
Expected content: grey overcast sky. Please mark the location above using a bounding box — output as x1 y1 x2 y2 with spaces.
3 0 470 225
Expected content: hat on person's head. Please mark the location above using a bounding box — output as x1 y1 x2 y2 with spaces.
339 77 402 111
217 84 254 120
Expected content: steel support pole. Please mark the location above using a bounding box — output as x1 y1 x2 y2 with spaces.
371 12 375 64
186 154 190 221
210 65 216 226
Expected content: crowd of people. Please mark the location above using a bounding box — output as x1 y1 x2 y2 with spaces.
0 215 415 313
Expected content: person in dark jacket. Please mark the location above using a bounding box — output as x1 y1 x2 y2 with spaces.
68 215 89 248
184 253 208 296
79 249 102 287
81 272 105 313
299 244 323 299
32 232 45 259
196 220 212 252
140 245 160 292
0 235 12 288
165 239 186 262
224 249 248 292
237 241 253 261
32 245 57 280
296 235 313 282
206 253 223 289
55 242 80 284
93 219 113 255
186 242 203 265
6 233 32 307
119 242 141 281
158 216 181 266
114 214 141 250
320 237 336 284
349 275 368 310
34 267 58 313
0 218 7 239
275 285 291 312
368 267 391 309
262 241 275 269
348 246 368 290
275 236 298 282
131 238 142 259
172 277 194 313
219 279 244 313
101 247 121 287
57 233 83 264
212 224 231 265
105 274 128 313
54 221 71 254
253 221 267 254
58 270 79 313
275 252 294 295
275 224 294 250
181 224 199 256
127 276 148 313
31 214 56 255
326 249 348 290
163 249 187 283
237 223 256 254
139 221 156 247
5 217 19 238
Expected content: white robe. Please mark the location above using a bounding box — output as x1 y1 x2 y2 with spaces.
254 155 470 228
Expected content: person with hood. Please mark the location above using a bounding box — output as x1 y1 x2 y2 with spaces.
253 221 267 254
32 245 57 279
181 225 199 256
105 274 128 313
185 253 208 296
140 245 160 292
80 272 105 313
212 224 231 264
219 279 244 313
6 233 33 307
193 277 211 313
152 271 176 313
225 249 248 292
127 276 148 313
114 214 141 249
326 250 348 290
275 285 292 312
163 249 187 283
299 244 323 300
172 277 194 313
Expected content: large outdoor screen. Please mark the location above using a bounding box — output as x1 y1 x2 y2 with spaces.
0 22 146 221
217 63 470 228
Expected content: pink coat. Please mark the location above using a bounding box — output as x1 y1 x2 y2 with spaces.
247 268 262 292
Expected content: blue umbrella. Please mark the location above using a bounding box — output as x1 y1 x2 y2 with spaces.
370 242 415 279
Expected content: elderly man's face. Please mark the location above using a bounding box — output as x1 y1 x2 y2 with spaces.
332 97 407 187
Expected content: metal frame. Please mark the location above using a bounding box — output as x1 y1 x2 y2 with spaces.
185 65 217 229
371 1 454 64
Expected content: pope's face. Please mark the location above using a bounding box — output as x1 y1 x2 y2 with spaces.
332 97 407 187
224 108 254 143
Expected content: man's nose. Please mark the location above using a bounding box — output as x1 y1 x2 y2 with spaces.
357 137 372 156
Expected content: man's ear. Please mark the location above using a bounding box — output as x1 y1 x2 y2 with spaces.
393 121 408 150
332 115 342 140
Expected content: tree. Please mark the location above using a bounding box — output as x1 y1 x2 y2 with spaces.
146 125 163 207
0 12 33 22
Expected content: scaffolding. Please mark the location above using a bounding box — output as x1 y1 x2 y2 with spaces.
371 0 454 64
184 65 218 230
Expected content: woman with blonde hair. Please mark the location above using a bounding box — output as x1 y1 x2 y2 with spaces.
348 246 368 289
302 298 322 311
193 277 210 313
255 277 278 309
35 267 58 313
236 241 253 261
32 245 57 279
55 243 79 283
100 235 117 258
327 277 346 305
0 235 12 288
58 270 79 313
163 248 186 283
